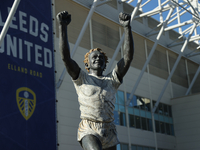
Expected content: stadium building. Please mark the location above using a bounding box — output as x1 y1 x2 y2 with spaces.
1 0 200 150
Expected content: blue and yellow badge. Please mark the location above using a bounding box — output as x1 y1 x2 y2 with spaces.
16 87 36 120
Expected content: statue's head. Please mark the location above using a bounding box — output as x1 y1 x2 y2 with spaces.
84 48 109 73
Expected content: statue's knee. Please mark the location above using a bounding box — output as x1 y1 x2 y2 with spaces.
82 135 102 150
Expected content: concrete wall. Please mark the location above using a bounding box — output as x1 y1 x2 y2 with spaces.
172 94 200 150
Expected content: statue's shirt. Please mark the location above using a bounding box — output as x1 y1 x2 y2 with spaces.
72 69 121 123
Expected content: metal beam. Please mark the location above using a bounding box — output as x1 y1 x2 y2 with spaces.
146 31 159 37
89 20 94 49
0 0 21 47
185 65 200 95
152 23 196 113
126 7 175 106
145 22 162 37
136 4 171 18
185 46 200 57
186 52 200 58
167 41 184 48
96 0 111 7
134 0 172 19
189 35 200 42
158 0 163 22
164 19 193 31
186 0 199 15
127 0 134 3
105 0 143 75
167 7 188 25
140 0 151 8
167 34 185 47
170 0 200 20
56 0 100 90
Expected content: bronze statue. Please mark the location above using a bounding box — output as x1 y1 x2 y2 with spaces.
57 11 134 150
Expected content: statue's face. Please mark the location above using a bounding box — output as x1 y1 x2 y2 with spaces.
88 51 106 72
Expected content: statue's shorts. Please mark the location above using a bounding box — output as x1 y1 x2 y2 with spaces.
78 119 119 149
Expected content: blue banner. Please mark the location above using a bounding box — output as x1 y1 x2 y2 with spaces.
0 0 56 150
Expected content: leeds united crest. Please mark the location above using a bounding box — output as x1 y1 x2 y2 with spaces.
16 87 36 120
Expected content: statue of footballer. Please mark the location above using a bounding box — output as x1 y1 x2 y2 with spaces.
57 11 134 150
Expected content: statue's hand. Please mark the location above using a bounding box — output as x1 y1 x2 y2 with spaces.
57 11 71 26
119 12 131 27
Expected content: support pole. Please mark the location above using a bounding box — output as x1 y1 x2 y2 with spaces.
144 39 158 150
89 19 94 49
185 65 200 95
126 7 175 106
176 3 182 33
56 0 99 90
105 0 143 75
152 24 196 113
0 0 21 47
164 19 193 31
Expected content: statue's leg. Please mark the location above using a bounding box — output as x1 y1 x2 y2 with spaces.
82 134 102 150
103 145 116 150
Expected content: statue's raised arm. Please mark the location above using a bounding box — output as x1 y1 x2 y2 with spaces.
115 12 134 82
57 11 80 80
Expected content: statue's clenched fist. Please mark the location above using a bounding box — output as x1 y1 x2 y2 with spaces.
119 12 131 27
57 11 71 26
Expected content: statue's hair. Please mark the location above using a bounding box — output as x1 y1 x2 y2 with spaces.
84 48 109 72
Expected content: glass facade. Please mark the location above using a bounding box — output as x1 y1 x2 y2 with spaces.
114 90 126 126
117 143 129 150
114 91 174 136
117 143 171 150
153 101 175 136
127 93 153 132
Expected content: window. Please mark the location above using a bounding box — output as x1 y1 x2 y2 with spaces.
158 103 163 115
121 144 129 150
155 120 160 133
131 145 137 150
147 119 153 131
120 112 126 126
114 92 175 136
170 124 175 136
117 144 121 150
141 117 147 130
131 145 170 150
168 106 172 117
129 114 135 128
114 111 126 126
135 116 141 129
114 91 126 126
127 93 153 132
163 104 169 116
153 101 174 136
137 146 143 150
139 97 151 111
165 123 170 135
117 144 129 150
153 101 158 113
160 122 165 134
